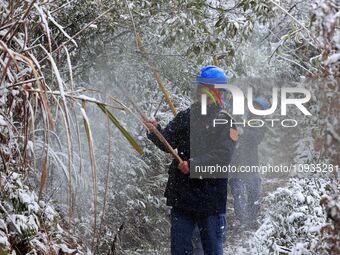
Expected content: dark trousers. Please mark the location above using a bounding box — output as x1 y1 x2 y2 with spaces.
171 209 226 255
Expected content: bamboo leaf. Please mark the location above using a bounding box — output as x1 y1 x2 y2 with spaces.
81 101 98 242
96 103 144 155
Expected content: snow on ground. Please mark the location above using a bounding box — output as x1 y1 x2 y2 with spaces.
224 177 337 255
0 172 83 254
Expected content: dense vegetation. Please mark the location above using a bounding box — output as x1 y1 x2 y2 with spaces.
0 0 339 254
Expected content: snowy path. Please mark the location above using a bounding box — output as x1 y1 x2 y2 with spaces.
128 177 289 255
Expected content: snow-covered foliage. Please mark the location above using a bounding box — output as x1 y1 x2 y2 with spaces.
311 0 340 78
0 0 87 253
318 193 340 254
1 0 338 254
232 177 338 254
310 0 340 168
0 171 82 254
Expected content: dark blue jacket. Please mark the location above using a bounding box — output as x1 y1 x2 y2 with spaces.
147 103 236 215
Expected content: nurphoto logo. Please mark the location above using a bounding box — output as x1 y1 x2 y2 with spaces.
200 85 312 128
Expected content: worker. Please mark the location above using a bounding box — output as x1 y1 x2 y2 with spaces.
144 66 237 254
229 97 270 230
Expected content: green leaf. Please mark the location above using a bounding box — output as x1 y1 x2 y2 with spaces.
96 103 144 155
215 16 224 27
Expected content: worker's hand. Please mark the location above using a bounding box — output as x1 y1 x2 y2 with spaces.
144 119 158 132
178 161 189 174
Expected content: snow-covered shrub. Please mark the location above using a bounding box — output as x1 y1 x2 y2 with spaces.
0 1 87 253
317 193 340 254
0 171 82 254
311 0 340 78
244 177 337 254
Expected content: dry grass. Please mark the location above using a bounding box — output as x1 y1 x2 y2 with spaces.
0 1 144 250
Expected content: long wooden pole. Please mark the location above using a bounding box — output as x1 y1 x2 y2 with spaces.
127 95 183 164
124 0 177 116
135 33 177 116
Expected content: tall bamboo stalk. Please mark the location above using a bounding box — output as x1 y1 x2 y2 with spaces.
135 33 177 116
127 95 183 164
124 0 177 116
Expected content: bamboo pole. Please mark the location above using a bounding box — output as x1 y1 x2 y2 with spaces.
213 55 220 66
127 95 183 164
135 33 177 116
124 0 177 116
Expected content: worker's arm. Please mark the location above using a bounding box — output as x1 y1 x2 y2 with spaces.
145 111 185 152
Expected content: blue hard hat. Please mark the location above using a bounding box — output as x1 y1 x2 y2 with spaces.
196 65 229 85
254 97 271 110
